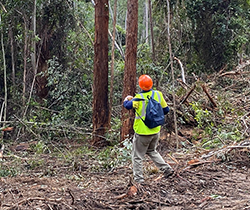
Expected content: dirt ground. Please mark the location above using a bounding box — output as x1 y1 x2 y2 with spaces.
1 134 250 210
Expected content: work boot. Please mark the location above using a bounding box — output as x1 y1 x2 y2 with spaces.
163 168 174 178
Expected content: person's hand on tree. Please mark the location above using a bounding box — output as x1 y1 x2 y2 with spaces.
124 95 133 101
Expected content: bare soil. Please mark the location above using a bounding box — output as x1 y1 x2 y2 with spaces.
1 134 250 210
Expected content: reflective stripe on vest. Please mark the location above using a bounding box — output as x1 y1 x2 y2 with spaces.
135 93 146 120
134 90 161 120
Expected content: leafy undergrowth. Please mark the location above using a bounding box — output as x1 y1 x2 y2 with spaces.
1 134 250 210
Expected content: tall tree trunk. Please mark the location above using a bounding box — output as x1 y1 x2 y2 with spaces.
0 14 7 126
92 0 110 147
148 0 158 87
109 0 117 117
148 0 155 61
145 0 149 44
36 50 49 99
9 22 15 85
166 0 178 148
31 0 36 73
22 15 28 107
121 0 138 141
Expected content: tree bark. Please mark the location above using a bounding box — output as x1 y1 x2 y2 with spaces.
31 0 36 73
0 14 7 126
9 22 15 85
148 0 158 87
22 15 28 106
166 0 178 149
145 0 149 44
121 0 138 141
92 0 110 147
109 0 117 116
148 0 155 62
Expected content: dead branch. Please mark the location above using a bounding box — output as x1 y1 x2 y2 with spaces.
236 59 250 70
0 144 4 160
177 79 188 90
14 114 38 137
5 197 63 210
218 64 227 75
180 84 196 105
67 188 75 205
3 154 28 160
167 154 179 164
174 57 186 84
201 84 217 107
228 146 250 149
219 60 250 77
219 71 250 77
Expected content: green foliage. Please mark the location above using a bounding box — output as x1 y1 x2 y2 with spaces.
91 138 132 171
185 0 250 72
30 141 48 154
0 165 18 177
26 159 45 170
190 102 212 128
190 90 244 149
47 57 93 127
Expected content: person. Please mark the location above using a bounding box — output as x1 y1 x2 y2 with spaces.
123 74 174 184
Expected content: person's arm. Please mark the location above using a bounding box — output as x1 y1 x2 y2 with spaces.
123 95 133 110
163 106 170 115
158 91 169 115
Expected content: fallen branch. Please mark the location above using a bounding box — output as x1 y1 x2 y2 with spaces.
228 146 250 149
219 71 250 77
201 84 217 107
5 197 63 210
167 154 179 164
0 144 4 160
174 57 186 84
67 188 75 205
219 59 250 77
180 84 196 105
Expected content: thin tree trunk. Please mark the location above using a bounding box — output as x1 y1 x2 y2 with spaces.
109 0 117 115
166 0 178 149
108 30 124 60
23 0 38 118
121 0 138 141
31 0 36 73
23 16 28 107
23 41 43 117
148 0 158 86
9 23 15 85
145 0 149 44
148 0 155 61
0 14 7 125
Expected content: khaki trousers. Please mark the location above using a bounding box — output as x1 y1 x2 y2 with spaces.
132 132 172 183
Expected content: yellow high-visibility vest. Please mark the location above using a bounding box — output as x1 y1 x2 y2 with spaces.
132 90 168 135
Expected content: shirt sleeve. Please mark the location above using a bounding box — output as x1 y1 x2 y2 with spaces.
163 106 170 115
123 100 133 110
158 91 169 114
159 91 168 108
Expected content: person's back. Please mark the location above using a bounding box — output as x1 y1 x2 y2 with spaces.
123 75 174 184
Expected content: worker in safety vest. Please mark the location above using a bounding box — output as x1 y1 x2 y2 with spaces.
123 74 174 184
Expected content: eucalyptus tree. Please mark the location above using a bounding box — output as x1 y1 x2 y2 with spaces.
121 0 138 141
92 0 110 146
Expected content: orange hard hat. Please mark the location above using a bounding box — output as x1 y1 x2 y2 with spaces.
138 75 153 91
